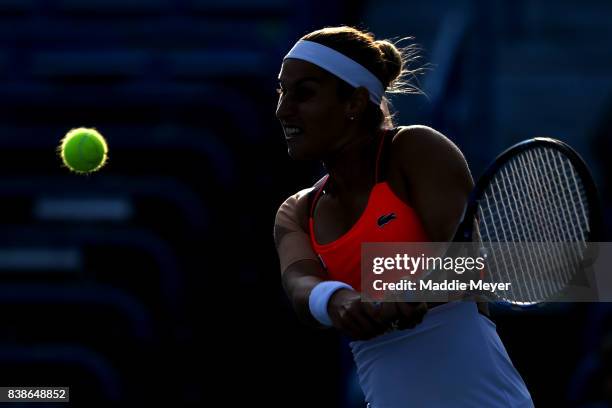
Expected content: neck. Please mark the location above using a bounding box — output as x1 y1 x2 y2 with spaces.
321 126 382 197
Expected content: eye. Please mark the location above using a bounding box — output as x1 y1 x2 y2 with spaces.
294 87 314 101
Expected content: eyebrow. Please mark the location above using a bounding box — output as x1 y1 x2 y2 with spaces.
277 77 322 87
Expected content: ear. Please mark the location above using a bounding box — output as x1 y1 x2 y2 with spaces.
344 87 370 120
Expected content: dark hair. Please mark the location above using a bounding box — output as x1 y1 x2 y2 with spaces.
301 26 424 131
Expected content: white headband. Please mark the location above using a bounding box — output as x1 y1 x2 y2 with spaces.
283 40 384 105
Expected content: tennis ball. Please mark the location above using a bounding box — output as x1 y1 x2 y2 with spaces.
58 127 108 174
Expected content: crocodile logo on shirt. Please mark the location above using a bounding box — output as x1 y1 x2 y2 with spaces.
377 212 397 227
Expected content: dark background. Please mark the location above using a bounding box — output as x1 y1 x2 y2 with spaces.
0 0 610 406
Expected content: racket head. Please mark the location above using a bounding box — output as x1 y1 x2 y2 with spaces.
456 137 602 306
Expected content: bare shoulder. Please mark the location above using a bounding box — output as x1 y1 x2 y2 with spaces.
392 125 465 161
276 175 327 223
273 181 319 246
388 126 474 241
391 125 469 177
276 187 312 226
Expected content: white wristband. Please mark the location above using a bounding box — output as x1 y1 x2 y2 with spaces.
308 281 354 327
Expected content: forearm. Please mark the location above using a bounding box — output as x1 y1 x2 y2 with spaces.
285 277 324 327
282 260 332 328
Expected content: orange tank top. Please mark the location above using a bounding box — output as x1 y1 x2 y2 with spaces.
308 129 429 292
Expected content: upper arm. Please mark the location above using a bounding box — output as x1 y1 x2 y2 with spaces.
393 125 474 242
274 189 328 325
273 188 320 275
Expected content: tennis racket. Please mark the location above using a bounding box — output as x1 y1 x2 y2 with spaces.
418 137 601 307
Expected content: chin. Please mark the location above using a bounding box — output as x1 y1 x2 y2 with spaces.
287 147 307 160
287 145 318 161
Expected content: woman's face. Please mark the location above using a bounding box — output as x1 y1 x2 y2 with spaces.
276 59 352 160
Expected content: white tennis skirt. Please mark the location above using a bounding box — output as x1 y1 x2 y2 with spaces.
349 302 534 408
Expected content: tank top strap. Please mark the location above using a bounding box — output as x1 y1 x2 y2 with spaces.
375 127 398 183
307 174 329 219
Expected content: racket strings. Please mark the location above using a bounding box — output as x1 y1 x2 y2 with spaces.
478 155 555 303
526 150 576 296
540 150 585 281
476 146 590 304
516 149 579 301
501 163 543 301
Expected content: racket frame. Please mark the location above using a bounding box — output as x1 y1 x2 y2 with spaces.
449 137 602 307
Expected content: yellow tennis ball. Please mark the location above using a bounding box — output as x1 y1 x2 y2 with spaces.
58 127 108 174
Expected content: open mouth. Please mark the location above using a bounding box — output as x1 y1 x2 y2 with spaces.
284 126 303 138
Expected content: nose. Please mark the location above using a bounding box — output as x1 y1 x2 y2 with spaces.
275 93 296 121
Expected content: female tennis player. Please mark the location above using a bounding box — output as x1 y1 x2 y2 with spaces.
273 26 534 407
